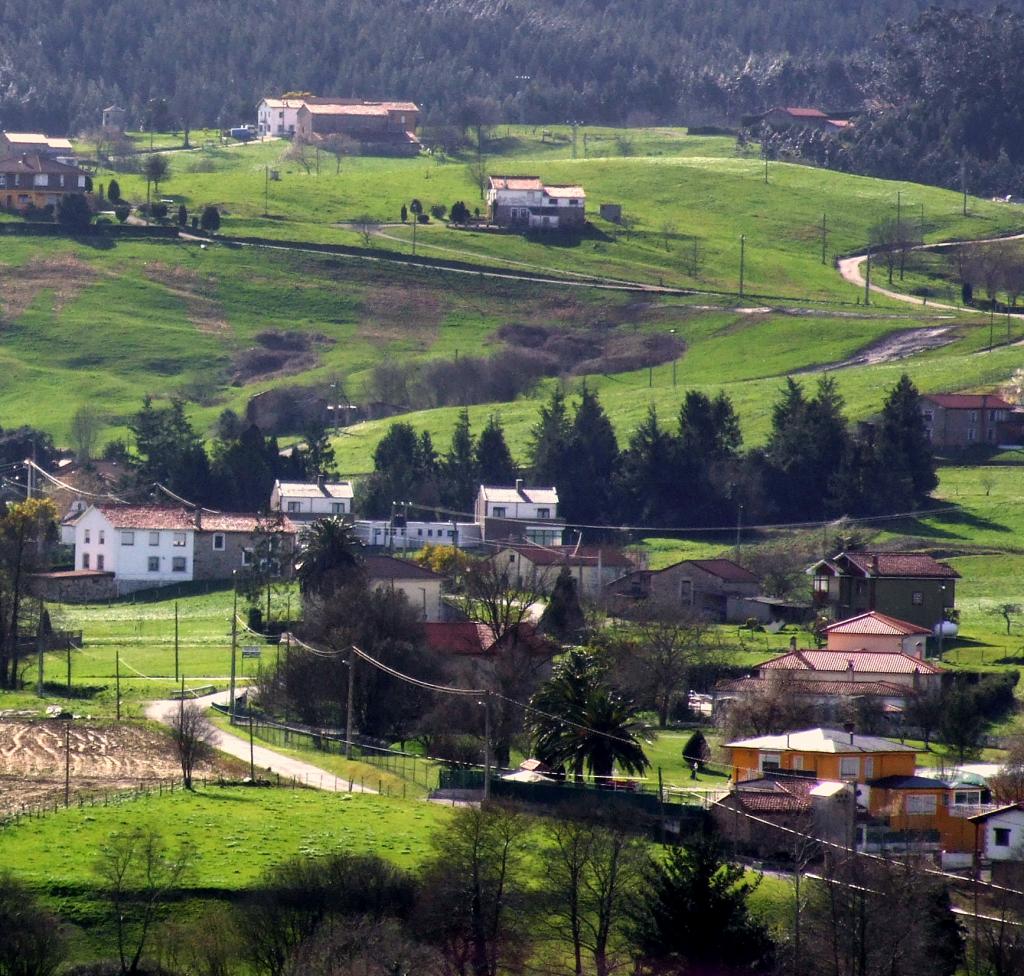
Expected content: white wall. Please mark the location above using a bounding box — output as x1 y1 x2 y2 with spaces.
74 509 194 583
371 577 442 621
984 809 1024 861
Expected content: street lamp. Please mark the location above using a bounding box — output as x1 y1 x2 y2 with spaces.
669 328 677 386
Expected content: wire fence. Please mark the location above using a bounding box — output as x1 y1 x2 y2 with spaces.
229 713 443 794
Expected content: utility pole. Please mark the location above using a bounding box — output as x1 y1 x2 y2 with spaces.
66 638 72 694
990 306 995 351
864 250 871 306
961 159 968 217
249 710 256 781
229 573 238 723
36 599 45 698
483 691 492 801
264 165 269 216
64 722 71 807
345 646 355 759
739 235 745 299
734 504 743 563
174 601 179 682
897 189 901 229
763 152 768 184
820 213 827 265
670 329 677 386
411 215 417 256
115 648 121 722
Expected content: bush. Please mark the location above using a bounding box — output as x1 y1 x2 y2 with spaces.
200 205 221 232
416 213 429 224
429 203 447 219
114 204 130 223
56 194 92 230
150 202 169 220
107 178 121 201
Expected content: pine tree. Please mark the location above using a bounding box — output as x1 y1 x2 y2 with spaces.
872 373 938 508
441 409 478 512
107 179 121 202
538 566 586 641
528 388 571 486
614 407 682 525
475 414 518 485
561 384 619 524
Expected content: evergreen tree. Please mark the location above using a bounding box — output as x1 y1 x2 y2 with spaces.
441 409 478 512
808 374 851 513
475 414 518 485
873 373 938 506
560 384 619 525
528 387 571 486
177 203 188 226
614 407 682 525
107 179 121 202
357 422 441 518
538 565 585 642
301 418 337 479
677 390 742 524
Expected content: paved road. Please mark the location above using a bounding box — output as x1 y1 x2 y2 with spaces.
145 692 374 793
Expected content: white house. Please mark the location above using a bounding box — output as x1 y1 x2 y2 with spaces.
969 803 1024 862
256 98 307 137
269 479 353 521
824 611 932 658
486 176 586 230
354 519 482 550
363 554 443 621
475 481 564 545
69 505 296 595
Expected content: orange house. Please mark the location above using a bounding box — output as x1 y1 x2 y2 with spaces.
725 728 918 784
865 774 982 853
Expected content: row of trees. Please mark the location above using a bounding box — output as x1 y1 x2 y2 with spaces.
361 373 937 528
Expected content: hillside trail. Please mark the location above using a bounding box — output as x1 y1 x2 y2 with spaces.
838 229 1024 313
145 691 375 793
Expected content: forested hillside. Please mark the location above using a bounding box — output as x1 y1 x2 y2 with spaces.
0 0 1012 134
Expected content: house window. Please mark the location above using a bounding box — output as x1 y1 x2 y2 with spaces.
287 501 300 512
509 554 516 563
922 410 934 422
988 428 997 442
121 531 135 546
212 534 225 551
839 757 859 780
995 827 1012 847
96 554 104 570
792 756 804 770
537 508 550 519
759 752 781 772
906 795 937 815
969 411 978 423
84 529 91 543
428 529 434 537
813 575 829 594
331 502 345 514
148 557 160 572
147 531 159 546
172 557 187 573
680 580 693 605
99 531 105 544
172 532 186 547
82 553 90 569
967 427 977 442
954 790 982 806
241 549 252 566
493 507 506 518
912 591 924 606
447 530 455 538
863 758 874 779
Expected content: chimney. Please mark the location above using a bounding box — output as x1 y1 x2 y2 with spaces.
789 636 797 651
843 720 855 745
515 478 524 494
847 659 855 683
193 508 202 530
871 554 879 575
317 472 326 490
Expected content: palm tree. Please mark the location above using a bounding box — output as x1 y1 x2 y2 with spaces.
530 650 650 784
295 517 363 596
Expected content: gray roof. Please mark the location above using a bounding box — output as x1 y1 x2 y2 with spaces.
479 484 558 505
274 480 353 500
725 728 917 754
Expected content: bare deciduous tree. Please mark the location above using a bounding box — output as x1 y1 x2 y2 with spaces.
467 155 489 201
321 133 358 174
281 138 314 175
0 871 67 976
95 827 195 975
169 700 215 789
69 404 103 462
722 670 817 740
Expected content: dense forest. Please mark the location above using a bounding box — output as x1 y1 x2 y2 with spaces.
0 0 1012 134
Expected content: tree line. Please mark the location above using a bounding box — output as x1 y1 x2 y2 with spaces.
360 373 937 529
0 0 1012 137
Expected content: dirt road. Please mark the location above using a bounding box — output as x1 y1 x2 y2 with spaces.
145 693 374 793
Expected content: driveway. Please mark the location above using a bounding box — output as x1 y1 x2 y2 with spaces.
145 692 374 793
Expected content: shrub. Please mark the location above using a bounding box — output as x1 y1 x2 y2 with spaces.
430 203 447 219
200 205 221 232
150 202 169 220
107 178 121 201
56 194 92 230
416 213 429 224
114 204 130 223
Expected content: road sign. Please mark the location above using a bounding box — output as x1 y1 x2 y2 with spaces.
241 646 262 659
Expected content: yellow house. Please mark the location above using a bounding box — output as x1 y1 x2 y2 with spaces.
726 727 917 784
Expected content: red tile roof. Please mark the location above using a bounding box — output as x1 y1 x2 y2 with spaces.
839 551 960 579
0 153 86 176
673 558 759 583
363 554 441 580
739 792 811 813
719 676 917 698
781 107 829 118
96 505 295 534
923 393 1013 410
758 648 943 675
498 544 632 568
825 611 931 637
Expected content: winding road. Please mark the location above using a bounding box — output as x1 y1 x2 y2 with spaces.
145 692 374 793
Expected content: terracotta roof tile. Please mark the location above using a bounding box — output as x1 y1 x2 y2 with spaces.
497 544 632 568
825 611 932 637
718 676 917 697
839 551 960 579
758 648 942 675
923 393 1013 410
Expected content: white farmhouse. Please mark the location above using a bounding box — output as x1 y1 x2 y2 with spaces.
486 176 586 230
61 505 296 597
354 519 482 550
256 98 307 137
475 481 564 546
969 804 1024 862
269 479 354 521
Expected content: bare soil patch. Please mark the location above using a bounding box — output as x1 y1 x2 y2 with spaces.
0 720 233 814
358 284 444 346
806 326 955 373
141 261 230 335
0 254 97 322
230 329 333 385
